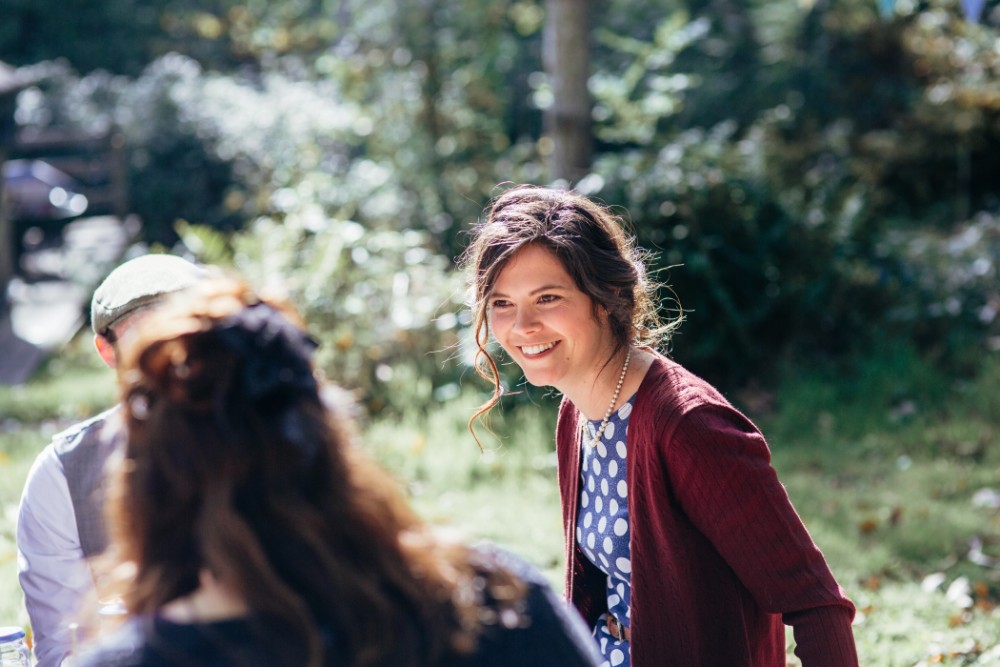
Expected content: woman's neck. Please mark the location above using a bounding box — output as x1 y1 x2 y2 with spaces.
570 346 655 421
160 570 249 623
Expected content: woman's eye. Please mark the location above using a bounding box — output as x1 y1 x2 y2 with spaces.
538 294 559 304
490 299 511 310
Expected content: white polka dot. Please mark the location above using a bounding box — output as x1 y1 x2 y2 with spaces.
584 512 593 528
605 422 615 439
576 527 582 542
592 459 602 475
600 638 608 653
582 491 590 507
601 479 609 496
595 496 603 513
608 593 621 607
608 460 618 477
596 441 607 457
618 403 632 419
599 553 610 568
611 648 625 665
614 518 628 536
598 516 607 533
617 583 626 597
616 557 631 574
617 480 628 498
588 476 595 492
609 498 619 514
616 441 627 458
603 536 613 554
587 533 596 549
625 607 631 619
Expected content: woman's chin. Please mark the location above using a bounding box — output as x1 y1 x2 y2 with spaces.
521 370 557 389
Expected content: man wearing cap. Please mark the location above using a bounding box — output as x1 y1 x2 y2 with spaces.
16 254 205 667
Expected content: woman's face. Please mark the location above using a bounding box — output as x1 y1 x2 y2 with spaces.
487 244 614 396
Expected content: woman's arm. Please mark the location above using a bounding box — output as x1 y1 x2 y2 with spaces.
668 403 859 667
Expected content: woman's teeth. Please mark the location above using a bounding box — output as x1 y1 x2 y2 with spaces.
522 342 556 356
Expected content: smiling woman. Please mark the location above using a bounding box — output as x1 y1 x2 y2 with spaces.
463 186 673 438
461 184 860 667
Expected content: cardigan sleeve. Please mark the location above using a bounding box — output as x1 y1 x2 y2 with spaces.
665 402 859 667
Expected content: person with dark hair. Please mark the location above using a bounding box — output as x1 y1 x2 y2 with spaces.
461 185 859 667
17 253 206 667
72 275 602 667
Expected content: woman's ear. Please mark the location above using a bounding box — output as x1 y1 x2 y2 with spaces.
95 334 118 369
593 303 611 326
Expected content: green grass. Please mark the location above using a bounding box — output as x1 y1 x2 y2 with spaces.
2 338 1000 664
365 392 565 578
760 345 1000 665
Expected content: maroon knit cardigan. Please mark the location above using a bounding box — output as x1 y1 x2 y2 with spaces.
556 356 859 666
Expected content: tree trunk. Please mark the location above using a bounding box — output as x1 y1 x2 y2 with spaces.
543 0 592 183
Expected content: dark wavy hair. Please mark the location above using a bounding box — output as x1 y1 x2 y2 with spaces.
460 185 681 447
101 276 522 667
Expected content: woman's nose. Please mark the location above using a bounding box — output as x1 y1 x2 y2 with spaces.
512 306 540 334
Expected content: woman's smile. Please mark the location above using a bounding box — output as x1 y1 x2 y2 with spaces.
520 341 559 356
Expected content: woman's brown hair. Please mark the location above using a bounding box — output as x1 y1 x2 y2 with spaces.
460 185 681 447
102 275 521 667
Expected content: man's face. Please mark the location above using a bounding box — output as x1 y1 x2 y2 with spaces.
97 307 157 368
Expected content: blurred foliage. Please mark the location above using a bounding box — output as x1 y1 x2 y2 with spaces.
590 0 1000 385
187 210 470 415
3 0 1000 406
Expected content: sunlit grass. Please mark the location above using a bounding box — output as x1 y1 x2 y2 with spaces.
759 345 1000 665
364 392 564 581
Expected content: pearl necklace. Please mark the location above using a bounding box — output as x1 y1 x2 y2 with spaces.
582 348 632 449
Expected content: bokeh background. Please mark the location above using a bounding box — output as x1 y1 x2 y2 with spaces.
1 1 1000 664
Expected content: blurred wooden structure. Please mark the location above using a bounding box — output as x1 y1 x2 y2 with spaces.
12 126 130 221
0 61 36 312
0 61 137 385
0 61 44 385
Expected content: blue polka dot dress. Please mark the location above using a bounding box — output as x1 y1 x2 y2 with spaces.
576 396 635 667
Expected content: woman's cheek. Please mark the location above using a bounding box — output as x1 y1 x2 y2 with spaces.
490 318 516 354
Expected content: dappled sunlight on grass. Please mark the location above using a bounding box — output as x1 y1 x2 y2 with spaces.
850 580 1000 666
364 391 564 585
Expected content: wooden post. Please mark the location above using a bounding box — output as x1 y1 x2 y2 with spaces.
543 0 592 183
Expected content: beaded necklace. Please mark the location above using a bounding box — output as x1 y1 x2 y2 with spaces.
582 348 632 449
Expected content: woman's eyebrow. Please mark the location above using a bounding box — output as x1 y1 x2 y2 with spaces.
490 284 569 298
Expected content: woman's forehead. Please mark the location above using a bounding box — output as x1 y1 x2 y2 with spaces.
491 245 575 293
